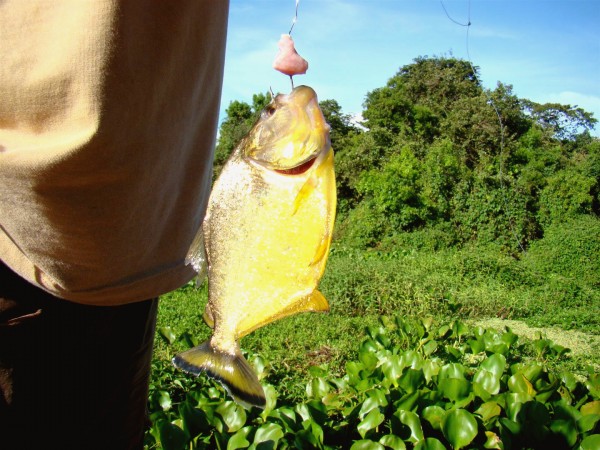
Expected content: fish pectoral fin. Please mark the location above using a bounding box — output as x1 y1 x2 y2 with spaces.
292 175 318 215
173 342 266 409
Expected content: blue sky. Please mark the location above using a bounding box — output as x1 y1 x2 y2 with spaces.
221 0 600 136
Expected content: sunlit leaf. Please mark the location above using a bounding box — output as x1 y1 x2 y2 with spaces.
577 413 600 434
422 405 445 431
580 434 600 450
439 377 471 403
394 409 424 443
507 373 535 395
216 401 247 433
381 354 403 384
581 401 600 416
483 431 503 449
438 363 466 380
253 423 284 448
442 409 478 450
480 353 506 378
474 369 501 397
159 326 177 345
414 437 446 450
157 390 172 411
399 368 425 393
379 434 406 449
358 408 385 438
227 426 251 450
306 377 330 399
260 384 278 420
475 401 502 423
350 440 385 450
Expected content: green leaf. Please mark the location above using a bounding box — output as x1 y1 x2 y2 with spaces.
505 392 532 422
157 390 172 411
580 435 600 450
508 373 535 395
476 401 502 423
179 401 211 437
381 354 403 384
414 437 447 450
216 401 247 433
442 409 478 450
474 369 501 397
483 431 503 449
306 377 330 399
158 422 189 450
358 408 386 438
260 384 278 420
159 326 177 345
379 434 406 449
394 410 424 443
350 440 385 450
227 426 251 450
423 339 438 356
439 378 471 403
439 363 466 380
399 368 425 393
422 359 440 383
394 390 420 412
422 405 445 431
581 400 600 416
480 353 507 378
549 419 578 447
578 414 600 433
252 423 284 448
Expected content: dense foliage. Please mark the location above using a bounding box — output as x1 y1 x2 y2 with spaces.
147 318 599 449
146 56 599 448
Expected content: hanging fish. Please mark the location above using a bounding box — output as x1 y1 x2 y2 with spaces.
173 85 336 408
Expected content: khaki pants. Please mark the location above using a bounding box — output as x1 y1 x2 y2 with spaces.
0 262 158 450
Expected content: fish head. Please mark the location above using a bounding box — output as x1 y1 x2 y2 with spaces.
244 85 331 174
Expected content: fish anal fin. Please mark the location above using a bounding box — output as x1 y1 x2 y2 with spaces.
172 341 265 409
237 290 330 339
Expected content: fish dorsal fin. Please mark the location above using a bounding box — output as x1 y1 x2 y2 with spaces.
173 341 266 409
203 304 215 328
185 227 208 282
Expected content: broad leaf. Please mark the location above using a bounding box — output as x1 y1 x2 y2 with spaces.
442 409 478 450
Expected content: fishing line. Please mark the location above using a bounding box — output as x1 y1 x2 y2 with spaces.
440 0 526 253
289 0 300 35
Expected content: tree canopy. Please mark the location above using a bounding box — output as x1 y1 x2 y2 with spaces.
214 56 599 252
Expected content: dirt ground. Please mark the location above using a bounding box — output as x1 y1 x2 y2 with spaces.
470 318 600 372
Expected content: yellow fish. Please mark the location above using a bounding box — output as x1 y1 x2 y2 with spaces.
173 85 336 408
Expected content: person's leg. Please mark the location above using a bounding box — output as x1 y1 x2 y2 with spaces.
0 261 158 450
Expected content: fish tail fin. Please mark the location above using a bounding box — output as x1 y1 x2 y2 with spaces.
172 341 266 409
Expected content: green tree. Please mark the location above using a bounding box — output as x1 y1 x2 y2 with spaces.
523 100 597 141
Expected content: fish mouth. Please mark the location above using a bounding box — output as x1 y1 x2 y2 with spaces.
274 154 318 175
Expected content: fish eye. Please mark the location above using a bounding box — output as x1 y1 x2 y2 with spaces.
263 105 277 118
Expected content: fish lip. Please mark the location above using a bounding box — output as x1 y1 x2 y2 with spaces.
273 154 318 175
247 150 321 176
